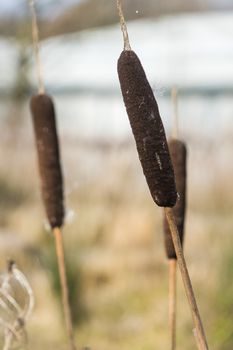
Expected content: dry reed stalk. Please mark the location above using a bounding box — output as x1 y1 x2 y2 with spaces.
52 228 77 350
117 3 209 349
54 228 77 350
117 0 131 50
28 0 44 94
164 141 186 349
28 2 77 349
169 259 177 350
163 88 187 350
165 208 209 350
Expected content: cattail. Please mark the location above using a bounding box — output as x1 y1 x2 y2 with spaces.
117 50 177 207
116 3 209 348
30 94 64 229
28 2 76 349
164 139 187 259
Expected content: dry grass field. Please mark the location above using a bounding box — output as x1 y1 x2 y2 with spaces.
0 110 232 349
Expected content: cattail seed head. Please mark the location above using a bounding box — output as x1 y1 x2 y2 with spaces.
117 50 177 207
30 94 64 229
164 139 187 259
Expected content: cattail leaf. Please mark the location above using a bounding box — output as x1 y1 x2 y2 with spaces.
164 139 187 259
118 50 177 207
30 94 64 229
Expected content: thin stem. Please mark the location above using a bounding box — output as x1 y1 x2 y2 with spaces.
53 227 77 350
0 289 23 315
117 0 131 50
169 259 177 350
164 208 209 350
172 86 179 139
28 0 45 94
13 267 35 321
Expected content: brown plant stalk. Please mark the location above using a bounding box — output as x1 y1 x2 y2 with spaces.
166 87 182 350
116 0 131 50
165 208 209 350
28 0 44 94
54 228 77 350
169 259 177 350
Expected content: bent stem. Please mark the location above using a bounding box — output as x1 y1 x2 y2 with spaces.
164 208 209 350
169 259 177 350
53 227 77 350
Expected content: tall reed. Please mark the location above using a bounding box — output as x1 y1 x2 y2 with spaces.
28 1 76 349
163 87 187 350
116 1 209 349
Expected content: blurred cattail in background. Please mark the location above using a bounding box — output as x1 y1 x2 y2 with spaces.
28 1 76 349
164 138 187 260
30 94 64 229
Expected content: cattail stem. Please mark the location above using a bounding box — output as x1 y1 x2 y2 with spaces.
53 228 77 350
28 0 45 94
171 86 179 139
169 259 177 350
117 0 131 51
164 208 209 350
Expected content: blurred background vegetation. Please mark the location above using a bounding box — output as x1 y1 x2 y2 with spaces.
0 0 233 349
1 0 233 38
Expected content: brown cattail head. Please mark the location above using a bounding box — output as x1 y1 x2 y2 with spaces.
164 139 187 259
117 50 177 207
30 94 64 229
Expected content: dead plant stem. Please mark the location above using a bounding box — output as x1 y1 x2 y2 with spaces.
164 208 209 350
28 0 45 94
116 0 131 50
169 259 177 350
53 227 77 350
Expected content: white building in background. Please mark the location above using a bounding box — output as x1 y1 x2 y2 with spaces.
0 12 233 140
